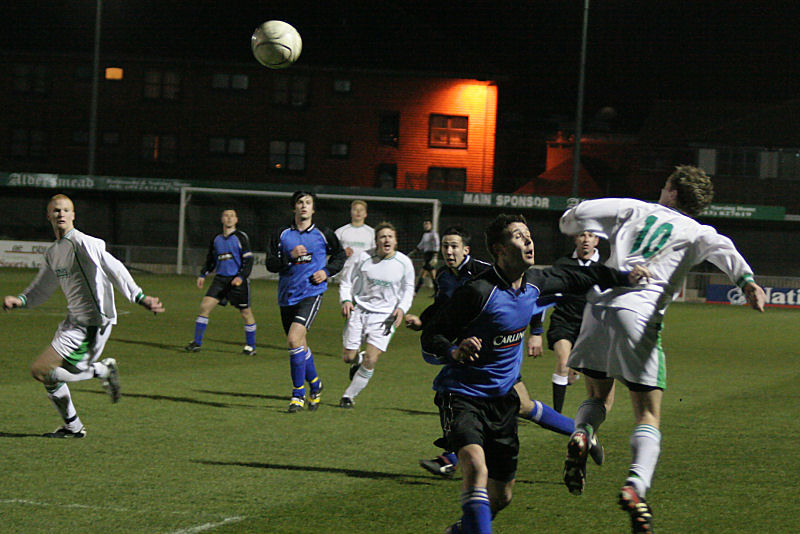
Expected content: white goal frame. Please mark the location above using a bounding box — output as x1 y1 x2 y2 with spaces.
176 186 442 274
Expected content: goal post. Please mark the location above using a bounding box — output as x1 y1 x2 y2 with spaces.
176 186 441 275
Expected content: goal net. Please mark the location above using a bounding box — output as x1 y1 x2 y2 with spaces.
177 187 441 278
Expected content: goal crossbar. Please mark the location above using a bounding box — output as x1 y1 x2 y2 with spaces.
177 186 441 274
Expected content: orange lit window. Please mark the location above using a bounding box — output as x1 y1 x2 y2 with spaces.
105 67 123 80
429 114 468 149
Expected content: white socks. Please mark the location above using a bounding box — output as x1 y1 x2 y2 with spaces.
343 366 374 399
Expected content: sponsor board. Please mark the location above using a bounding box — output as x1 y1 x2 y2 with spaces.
0 240 50 269
706 284 800 308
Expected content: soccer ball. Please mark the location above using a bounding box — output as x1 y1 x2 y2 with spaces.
251 20 302 69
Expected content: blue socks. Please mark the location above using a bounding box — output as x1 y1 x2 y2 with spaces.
460 487 492 534
304 350 321 394
289 346 307 398
193 316 208 345
524 400 575 436
244 323 256 348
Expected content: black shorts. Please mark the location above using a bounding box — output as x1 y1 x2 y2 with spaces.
546 315 581 350
435 389 520 482
280 294 324 334
205 275 250 309
422 251 436 271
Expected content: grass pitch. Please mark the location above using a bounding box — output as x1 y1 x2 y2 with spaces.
1 269 797 533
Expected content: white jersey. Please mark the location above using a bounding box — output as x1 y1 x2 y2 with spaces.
335 223 375 277
560 198 755 319
339 250 415 314
417 230 440 253
19 228 143 326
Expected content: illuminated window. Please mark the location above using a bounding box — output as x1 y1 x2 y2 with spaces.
379 113 400 147
144 70 180 100
210 137 246 155
269 140 306 171
330 142 349 158
271 75 309 106
105 67 123 80
429 114 468 148
333 79 351 93
142 134 177 162
428 167 467 191
10 128 46 158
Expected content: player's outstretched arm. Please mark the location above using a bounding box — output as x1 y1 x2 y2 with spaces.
743 282 766 312
139 295 165 314
3 295 23 311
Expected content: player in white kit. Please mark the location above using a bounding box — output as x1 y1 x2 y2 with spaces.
558 166 766 533
338 222 415 407
3 194 164 438
334 200 375 282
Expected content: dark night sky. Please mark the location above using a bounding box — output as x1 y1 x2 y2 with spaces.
3 1 800 125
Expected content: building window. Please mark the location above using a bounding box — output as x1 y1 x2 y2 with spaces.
428 167 467 191
13 64 49 94
429 114 468 148
71 130 89 146
209 136 246 155
269 140 306 171
716 148 758 178
271 75 309 106
102 132 120 146
778 150 800 181
105 67 124 80
330 142 349 158
10 128 46 158
379 112 400 147
212 73 249 90
142 134 177 162
333 79 351 93
144 70 180 100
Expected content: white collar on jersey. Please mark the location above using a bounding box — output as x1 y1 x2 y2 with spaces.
571 248 600 265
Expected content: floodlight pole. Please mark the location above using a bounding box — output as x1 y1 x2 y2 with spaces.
571 0 589 198
88 0 102 176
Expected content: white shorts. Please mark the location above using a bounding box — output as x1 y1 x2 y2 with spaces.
568 305 666 389
342 306 396 353
51 319 112 372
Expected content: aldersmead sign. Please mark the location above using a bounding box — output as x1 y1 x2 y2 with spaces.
0 240 50 269
706 284 800 308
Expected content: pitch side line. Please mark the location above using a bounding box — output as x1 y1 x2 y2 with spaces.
166 516 246 534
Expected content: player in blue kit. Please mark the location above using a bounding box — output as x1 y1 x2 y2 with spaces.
185 209 257 355
421 214 650 534
266 191 346 413
408 226 582 478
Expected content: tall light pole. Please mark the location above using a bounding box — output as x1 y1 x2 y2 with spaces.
88 0 102 177
571 0 590 198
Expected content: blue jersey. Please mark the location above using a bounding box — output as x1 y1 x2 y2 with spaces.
266 222 345 307
421 263 630 398
419 255 491 327
200 230 253 278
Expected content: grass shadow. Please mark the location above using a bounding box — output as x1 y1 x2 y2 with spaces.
83 389 251 408
196 389 287 402
192 459 435 486
0 431 47 438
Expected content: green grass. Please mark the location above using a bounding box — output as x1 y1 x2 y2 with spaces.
1 269 798 533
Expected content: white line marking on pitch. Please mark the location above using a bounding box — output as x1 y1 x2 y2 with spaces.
166 516 246 534
0 498 189 515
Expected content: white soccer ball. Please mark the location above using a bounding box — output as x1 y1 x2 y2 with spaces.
251 20 302 69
